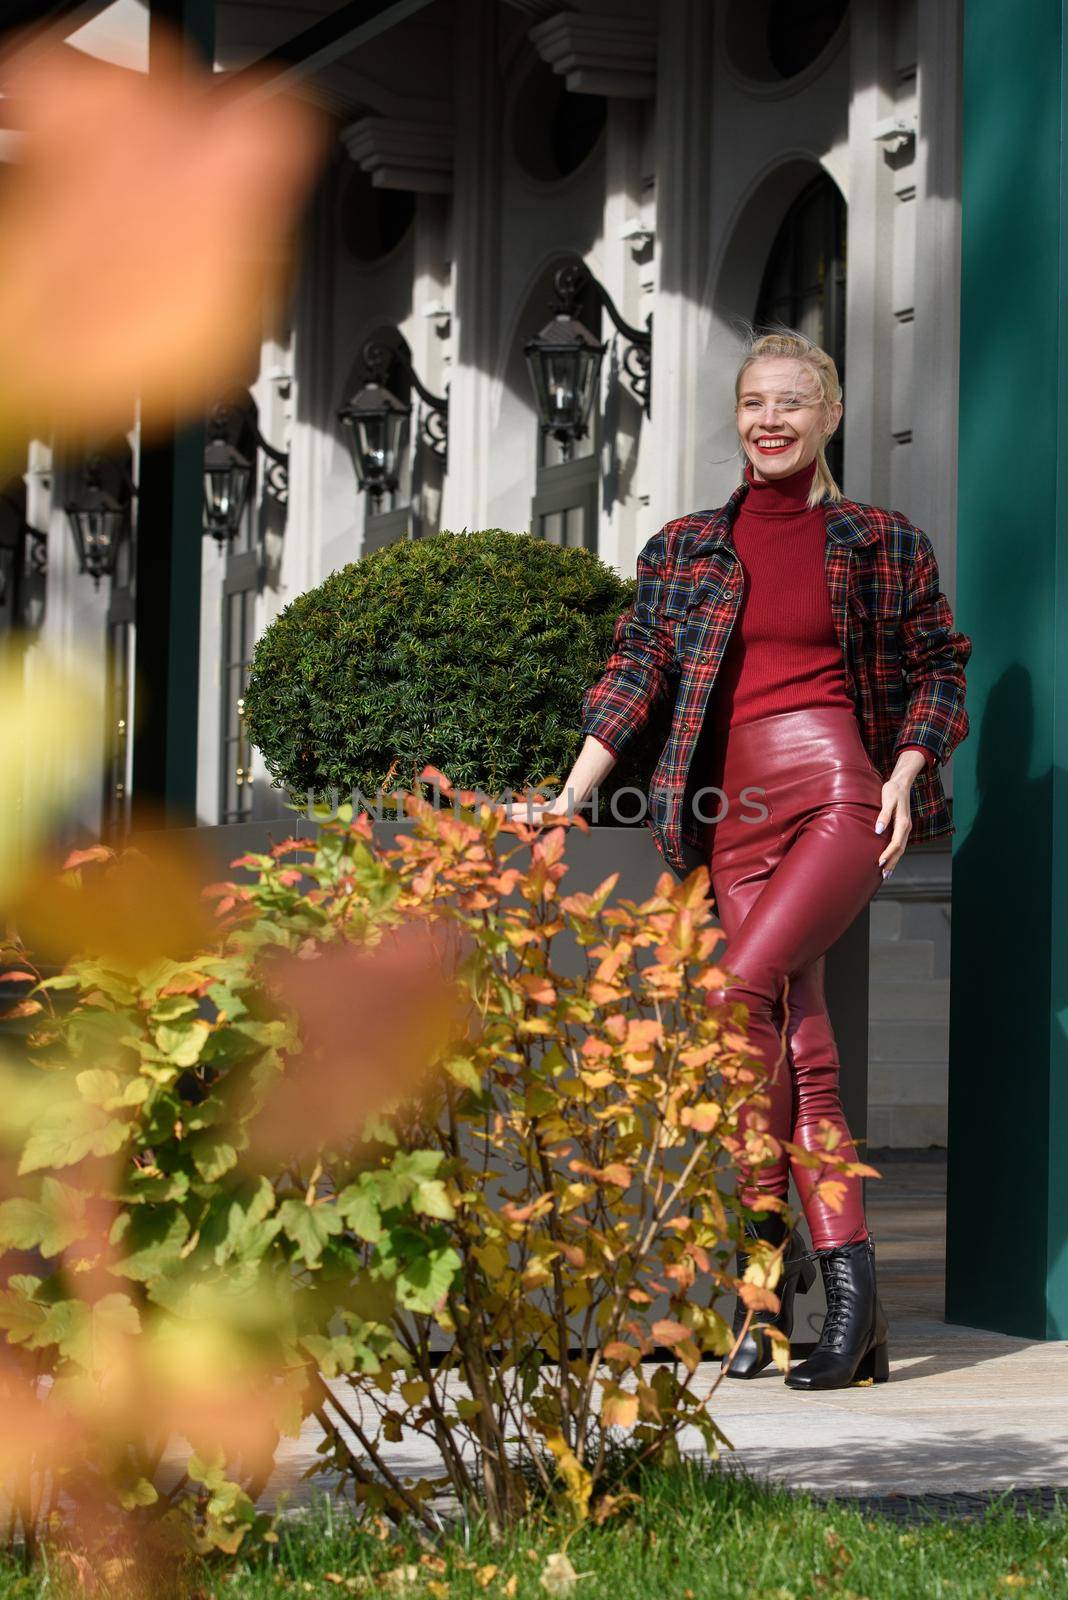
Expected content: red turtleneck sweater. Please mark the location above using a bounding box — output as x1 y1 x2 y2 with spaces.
708 458 935 770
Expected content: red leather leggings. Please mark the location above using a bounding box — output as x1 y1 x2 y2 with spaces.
701 707 885 1250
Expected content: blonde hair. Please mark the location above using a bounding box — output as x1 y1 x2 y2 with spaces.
734 327 843 507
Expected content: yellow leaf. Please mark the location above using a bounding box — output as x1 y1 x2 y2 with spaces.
475 1565 498 1588
400 1379 429 1406
765 1326 791 1374
381 1566 421 1594
545 1433 592 1524
540 1552 590 1596
504 1578 518 1598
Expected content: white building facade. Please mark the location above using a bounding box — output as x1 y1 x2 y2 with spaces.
3 0 963 1145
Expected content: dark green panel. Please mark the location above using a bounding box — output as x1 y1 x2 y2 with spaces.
131 1 214 826
948 0 1066 1337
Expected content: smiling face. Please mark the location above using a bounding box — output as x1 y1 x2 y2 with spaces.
735 356 843 482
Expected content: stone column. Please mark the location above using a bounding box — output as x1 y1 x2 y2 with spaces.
410 193 450 536
911 0 963 589
647 0 712 533
440 0 500 532
946 0 1068 1339
842 0 897 507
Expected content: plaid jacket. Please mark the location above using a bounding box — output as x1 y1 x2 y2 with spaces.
580 480 973 881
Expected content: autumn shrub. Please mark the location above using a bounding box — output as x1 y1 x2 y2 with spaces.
0 777 868 1561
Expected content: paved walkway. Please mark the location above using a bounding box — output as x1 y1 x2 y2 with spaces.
693 1158 1068 1497
266 1159 1068 1509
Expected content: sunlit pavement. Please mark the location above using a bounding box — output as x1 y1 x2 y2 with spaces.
265 1160 1068 1511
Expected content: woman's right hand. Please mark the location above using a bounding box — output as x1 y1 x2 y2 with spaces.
508 795 570 824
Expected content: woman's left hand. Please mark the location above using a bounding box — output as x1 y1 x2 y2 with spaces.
875 750 927 877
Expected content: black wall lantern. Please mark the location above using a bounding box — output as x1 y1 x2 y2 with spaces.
204 389 288 546
337 339 448 505
66 448 134 589
524 261 653 459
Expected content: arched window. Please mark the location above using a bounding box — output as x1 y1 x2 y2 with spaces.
754 173 847 487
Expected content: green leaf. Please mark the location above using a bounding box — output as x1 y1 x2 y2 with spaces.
192 1133 239 1182
0 1178 87 1257
19 1107 130 1174
299 1332 360 1378
442 1055 482 1091
278 1199 343 1267
335 1178 383 1243
215 1178 280 1265
0 1278 47 1345
118 1479 159 1510
412 1178 453 1221
38 1292 141 1372
154 1019 211 1067
111 1209 190 1282
75 1068 121 1105
150 996 199 1024
377 1224 460 1314
128 1167 189 1204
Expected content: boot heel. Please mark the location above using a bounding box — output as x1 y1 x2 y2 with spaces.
854 1342 890 1384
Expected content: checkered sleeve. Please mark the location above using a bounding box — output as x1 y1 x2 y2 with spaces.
893 529 972 768
579 530 679 760
898 743 937 769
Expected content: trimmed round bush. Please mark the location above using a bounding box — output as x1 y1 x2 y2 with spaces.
243 529 669 816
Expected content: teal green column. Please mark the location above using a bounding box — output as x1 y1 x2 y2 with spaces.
948 0 1068 1338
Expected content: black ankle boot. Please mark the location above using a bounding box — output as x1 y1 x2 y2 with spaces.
722 1216 816 1380
784 1234 889 1391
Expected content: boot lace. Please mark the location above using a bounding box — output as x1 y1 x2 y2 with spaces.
793 1227 872 1352
819 1255 853 1349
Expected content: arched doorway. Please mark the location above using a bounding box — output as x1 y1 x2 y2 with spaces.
753 172 847 486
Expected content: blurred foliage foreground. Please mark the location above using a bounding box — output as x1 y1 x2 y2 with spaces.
0 773 869 1585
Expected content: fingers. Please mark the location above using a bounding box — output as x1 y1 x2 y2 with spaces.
877 794 911 876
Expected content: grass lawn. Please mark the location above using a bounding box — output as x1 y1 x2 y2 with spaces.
1 1464 1065 1600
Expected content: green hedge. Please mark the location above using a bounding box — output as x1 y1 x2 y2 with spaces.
244 529 669 815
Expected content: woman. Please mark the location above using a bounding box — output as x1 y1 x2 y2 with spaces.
542 329 972 1392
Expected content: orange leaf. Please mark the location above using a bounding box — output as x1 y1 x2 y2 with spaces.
602 1341 642 1368
62 845 114 871
601 1389 639 1429
738 1284 780 1313
680 1102 722 1133
651 1318 690 1346
1 999 42 1020
814 1179 847 1214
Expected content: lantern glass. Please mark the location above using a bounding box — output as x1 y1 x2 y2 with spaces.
67 495 126 585
524 312 605 455
338 382 410 501
203 439 252 543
